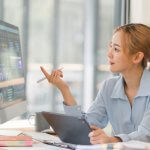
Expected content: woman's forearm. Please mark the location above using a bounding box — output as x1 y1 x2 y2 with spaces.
59 85 77 106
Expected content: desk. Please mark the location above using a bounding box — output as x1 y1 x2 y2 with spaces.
1 124 150 150
1 131 150 150
23 131 71 149
0 131 71 150
1 143 70 150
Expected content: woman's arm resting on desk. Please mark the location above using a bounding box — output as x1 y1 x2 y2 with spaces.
88 97 150 144
40 66 76 106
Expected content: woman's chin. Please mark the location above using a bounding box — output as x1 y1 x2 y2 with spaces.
109 67 119 73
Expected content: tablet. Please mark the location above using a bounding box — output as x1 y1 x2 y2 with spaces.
41 111 92 145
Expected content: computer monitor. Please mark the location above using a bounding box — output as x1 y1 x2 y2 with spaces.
0 20 27 124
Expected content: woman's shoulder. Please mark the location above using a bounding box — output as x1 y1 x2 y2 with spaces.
103 75 121 86
99 75 122 92
96 75 123 100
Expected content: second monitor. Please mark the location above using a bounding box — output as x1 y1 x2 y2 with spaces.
0 20 27 124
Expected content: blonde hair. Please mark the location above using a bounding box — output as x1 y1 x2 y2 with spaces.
114 23 150 68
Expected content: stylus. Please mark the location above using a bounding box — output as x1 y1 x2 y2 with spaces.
37 77 46 83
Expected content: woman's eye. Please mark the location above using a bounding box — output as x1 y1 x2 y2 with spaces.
114 48 120 52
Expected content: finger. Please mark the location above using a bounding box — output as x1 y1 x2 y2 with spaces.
51 73 57 83
90 135 102 141
58 70 63 77
89 129 104 137
52 74 60 83
90 139 102 145
89 131 100 137
40 66 50 80
58 70 62 73
55 74 60 81
51 70 56 77
60 74 63 78
56 70 63 77
52 70 63 78
53 71 57 77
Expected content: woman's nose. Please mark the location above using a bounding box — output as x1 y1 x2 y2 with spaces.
107 48 113 58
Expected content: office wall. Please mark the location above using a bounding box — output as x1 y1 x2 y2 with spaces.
130 0 150 25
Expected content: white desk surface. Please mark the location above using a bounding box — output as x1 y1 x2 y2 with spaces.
0 118 71 149
2 143 70 150
0 130 70 150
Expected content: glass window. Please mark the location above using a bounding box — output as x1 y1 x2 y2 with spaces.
1 0 119 114
96 0 115 91
130 0 150 26
27 0 54 112
3 0 23 28
0 0 123 134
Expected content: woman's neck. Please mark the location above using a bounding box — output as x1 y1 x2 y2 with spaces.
122 67 144 90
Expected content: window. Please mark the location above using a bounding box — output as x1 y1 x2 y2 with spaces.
1 0 120 114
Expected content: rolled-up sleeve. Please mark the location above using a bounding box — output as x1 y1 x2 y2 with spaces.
63 102 82 117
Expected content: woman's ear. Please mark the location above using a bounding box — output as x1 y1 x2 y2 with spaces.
132 52 144 64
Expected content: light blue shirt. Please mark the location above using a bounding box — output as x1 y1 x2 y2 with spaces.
63 69 150 142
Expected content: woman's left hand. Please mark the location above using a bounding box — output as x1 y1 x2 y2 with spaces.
89 125 122 144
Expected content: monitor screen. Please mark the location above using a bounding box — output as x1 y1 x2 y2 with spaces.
0 20 27 124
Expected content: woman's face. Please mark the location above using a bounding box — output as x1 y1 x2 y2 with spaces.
107 31 134 74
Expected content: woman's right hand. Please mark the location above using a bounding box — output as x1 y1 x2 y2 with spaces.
40 66 77 106
40 66 68 90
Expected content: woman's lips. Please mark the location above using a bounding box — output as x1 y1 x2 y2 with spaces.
109 62 115 65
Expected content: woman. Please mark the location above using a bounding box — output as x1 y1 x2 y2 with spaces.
40 23 150 144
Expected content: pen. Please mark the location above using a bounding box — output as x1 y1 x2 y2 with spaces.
37 77 46 83
37 67 63 83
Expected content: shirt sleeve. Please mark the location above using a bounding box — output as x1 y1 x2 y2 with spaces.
63 81 108 128
63 102 83 117
116 103 150 142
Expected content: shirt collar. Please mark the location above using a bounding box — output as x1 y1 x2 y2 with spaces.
111 75 127 100
111 69 150 100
